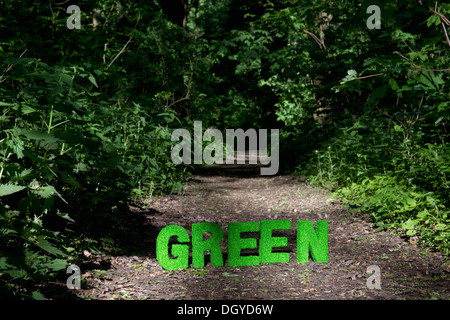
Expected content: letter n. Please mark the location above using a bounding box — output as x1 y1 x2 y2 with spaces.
297 220 328 263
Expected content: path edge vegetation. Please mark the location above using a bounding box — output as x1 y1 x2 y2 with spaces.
0 0 448 299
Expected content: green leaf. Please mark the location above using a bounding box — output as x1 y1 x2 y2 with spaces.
88 73 98 88
435 117 443 125
56 211 75 223
58 73 73 87
31 291 46 300
0 257 13 271
21 105 36 114
6 57 35 66
389 78 399 91
0 184 26 197
15 128 61 143
34 236 66 257
31 185 57 198
48 259 67 271
426 14 441 27
339 70 358 85
0 228 19 237
406 197 416 208
402 219 418 230
5 133 25 159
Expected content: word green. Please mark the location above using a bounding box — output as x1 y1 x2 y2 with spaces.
156 220 328 270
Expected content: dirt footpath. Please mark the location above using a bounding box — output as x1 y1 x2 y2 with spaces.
78 165 449 300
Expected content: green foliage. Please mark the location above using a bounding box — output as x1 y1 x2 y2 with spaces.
0 0 190 298
1 0 449 299
334 176 449 253
0 56 187 298
284 0 450 254
188 0 450 255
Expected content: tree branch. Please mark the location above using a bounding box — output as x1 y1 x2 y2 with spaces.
168 60 194 109
428 5 450 26
303 30 325 50
106 15 140 70
394 51 450 72
106 37 133 70
0 49 27 84
428 3 450 49
356 73 384 80
441 17 450 49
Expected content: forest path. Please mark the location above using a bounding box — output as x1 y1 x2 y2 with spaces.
79 152 449 300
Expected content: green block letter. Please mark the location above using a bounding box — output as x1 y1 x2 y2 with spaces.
228 221 260 267
297 220 328 263
192 222 224 268
260 220 290 264
156 225 190 270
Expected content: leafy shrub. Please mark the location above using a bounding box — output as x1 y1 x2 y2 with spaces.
333 175 449 254
0 55 188 298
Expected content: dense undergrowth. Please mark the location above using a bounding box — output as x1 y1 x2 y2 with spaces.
0 0 191 299
305 116 449 255
292 4 450 255
0 0 449 299
211 0 450 255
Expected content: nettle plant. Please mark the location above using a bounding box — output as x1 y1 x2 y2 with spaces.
0 55 187 297
321 8 450 254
